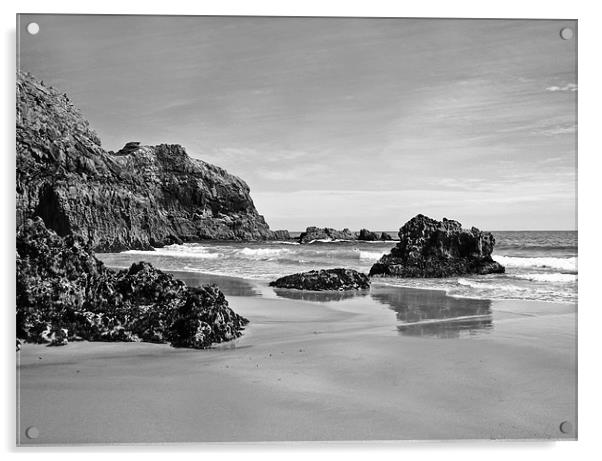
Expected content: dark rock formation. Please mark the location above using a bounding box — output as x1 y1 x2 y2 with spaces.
357 229 393 241
17 217 248 348
298 227 355 244
357 229 379 241
269 268 370 291
115 141 141 156
272 229 292 240
380 232 393 241
17 71 279 251
369 214 505 278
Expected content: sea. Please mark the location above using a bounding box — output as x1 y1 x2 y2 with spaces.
98 231 577 304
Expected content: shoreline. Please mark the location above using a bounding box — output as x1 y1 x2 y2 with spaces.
104 264 578 306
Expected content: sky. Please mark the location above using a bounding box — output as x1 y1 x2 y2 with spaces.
18 15 577 231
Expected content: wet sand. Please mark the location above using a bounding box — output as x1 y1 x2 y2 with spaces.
17 278 577 444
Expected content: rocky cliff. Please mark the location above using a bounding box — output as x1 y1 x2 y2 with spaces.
16 71 286 251
369 214 505 277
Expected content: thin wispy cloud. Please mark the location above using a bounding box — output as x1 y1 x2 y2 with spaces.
537 124 577 136
546 83 578 92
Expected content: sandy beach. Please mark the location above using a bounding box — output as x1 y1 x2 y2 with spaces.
16 273 576 445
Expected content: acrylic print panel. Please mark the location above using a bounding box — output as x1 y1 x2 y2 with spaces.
16 15 577 444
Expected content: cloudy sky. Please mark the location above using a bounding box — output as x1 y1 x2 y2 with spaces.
18 15 577 231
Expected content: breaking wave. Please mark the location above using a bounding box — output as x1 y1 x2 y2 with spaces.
493 255 577 272
456 278 527 292
511 273 577 283
237 247 292 259
357 250 387 261
125 245 221 259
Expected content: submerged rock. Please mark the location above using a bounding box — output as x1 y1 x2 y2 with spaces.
16 71 280 251
369 214 505 278
299 227 355 243
269 268 370 291
16 218 248 349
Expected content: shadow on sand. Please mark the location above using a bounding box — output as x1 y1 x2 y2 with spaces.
272 288 370 303
170 271 262 297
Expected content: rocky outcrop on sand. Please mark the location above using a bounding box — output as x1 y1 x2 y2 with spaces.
17 71 280 251
17 217 248 348
369 214 505 278
298 227 355 243
269 268 370 291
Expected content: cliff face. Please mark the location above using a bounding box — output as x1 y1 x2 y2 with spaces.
16 71 285 251
369 214 505 277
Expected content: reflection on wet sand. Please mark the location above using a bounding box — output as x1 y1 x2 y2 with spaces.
370 285 493 338
272 288 370 303
167 271 261 297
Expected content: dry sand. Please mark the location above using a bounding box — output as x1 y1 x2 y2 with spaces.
16 281 577 445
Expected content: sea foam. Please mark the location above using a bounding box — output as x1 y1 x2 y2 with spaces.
512 273 577 283
357 250 387 261
457 278 527 292
493 255 577 272
237 247 291 259
125 245 221 259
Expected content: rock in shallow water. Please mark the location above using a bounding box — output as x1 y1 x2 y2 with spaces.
357 229 379 241
369 214 505 278
380 232 393 241
298 227 355 243
358 229 393 241
16 218 248 349
269 268 370 291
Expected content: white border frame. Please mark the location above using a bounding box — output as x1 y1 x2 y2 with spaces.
3 1 600 460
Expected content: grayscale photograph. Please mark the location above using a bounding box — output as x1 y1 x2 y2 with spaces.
16 15 577 444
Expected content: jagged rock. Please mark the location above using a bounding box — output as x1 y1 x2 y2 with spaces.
357 229 379 241
357 229 393 241
369 214 505 278
115 141 141 155
299 227 355 244
16 218 248 349
16 71 280 251
42 326 69 346
269 268 370 291
380 232 392 241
